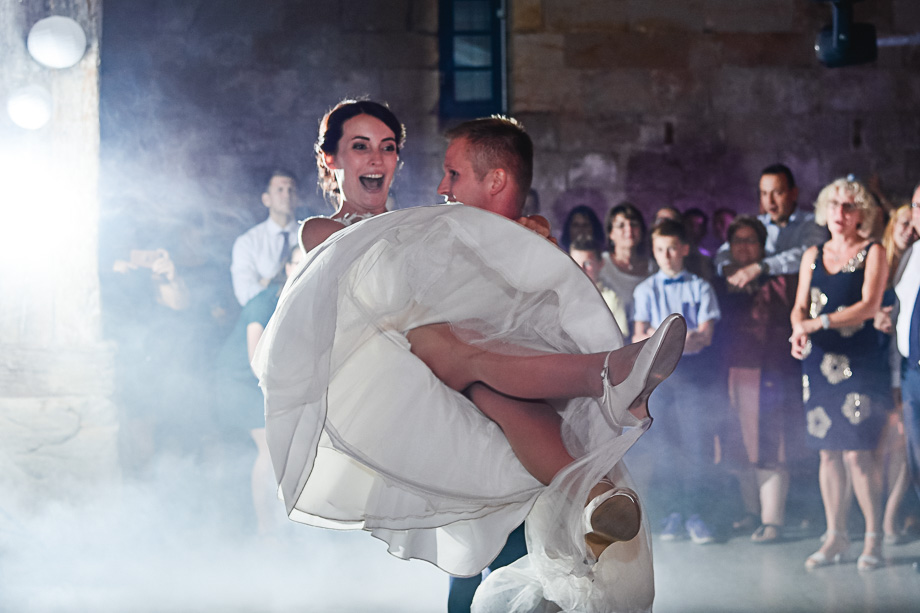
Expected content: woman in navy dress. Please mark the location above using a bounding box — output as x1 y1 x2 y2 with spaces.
790 177 889 571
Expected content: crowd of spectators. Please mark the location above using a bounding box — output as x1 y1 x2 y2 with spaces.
562 164 920 567
100 155 920 571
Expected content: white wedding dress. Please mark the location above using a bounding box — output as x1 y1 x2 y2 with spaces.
253 204 654 612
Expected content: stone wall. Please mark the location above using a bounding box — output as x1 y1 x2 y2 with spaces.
100 0 919 254
0 0 117 516
510 0 920 228
100 0 442 249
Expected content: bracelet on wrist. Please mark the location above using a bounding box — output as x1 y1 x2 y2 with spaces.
819 314 831 330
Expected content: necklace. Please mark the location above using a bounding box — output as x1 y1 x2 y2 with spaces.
338 211 376 226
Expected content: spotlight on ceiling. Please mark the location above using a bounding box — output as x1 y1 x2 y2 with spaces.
27 16 87 69
7 85 53 130
814 0 877 68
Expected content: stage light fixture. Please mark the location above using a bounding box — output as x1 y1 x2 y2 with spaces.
27 16 87 69
814 0 877 67
7 85 53 130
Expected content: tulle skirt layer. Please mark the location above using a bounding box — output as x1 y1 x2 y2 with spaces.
254 205 654 611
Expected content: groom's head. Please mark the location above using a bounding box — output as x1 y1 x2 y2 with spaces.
437 116 533 220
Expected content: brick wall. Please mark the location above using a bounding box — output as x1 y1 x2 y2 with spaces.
510 0 920 230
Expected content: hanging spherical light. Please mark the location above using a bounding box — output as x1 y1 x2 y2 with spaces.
27 16 87 69
7 85 53 130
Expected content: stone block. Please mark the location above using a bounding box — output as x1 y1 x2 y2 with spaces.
893 0 920 32
282 0 344 27
287 28 365 69
565 31 694 70
543 0 629 33
711 67 821 115
627 0 706 32
859 113 920 158
512 112 559 152
411 0 439 33
512 0 544 32
512 68 583 113
343 0 412 32
702 0 801 33
0 344 114 398
580 69 707 117
578 69 654 115
904 149 920 190
720 112 849 163
378 69 441 115
0 395 119 514
818 68 898 113
299 68 383 107
363 32 438 68
557 115 641 153
712 32 815 67
512 33 566 72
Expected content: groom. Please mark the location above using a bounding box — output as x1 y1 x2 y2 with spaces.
436 116 535 612
437 116 626 611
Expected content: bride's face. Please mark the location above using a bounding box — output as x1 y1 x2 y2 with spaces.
325 114 399 214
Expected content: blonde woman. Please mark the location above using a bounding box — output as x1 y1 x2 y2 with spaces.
790 177 889 571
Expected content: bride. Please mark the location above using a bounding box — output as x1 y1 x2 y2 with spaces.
256 103 684 612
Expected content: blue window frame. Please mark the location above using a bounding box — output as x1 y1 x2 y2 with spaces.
439 0 507 118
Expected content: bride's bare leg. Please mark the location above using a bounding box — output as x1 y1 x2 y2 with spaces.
467 383 574 485
407 323 647 413
468 383 640 556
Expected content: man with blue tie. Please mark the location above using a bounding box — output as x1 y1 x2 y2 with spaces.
894 182 920 504
230 169 299 306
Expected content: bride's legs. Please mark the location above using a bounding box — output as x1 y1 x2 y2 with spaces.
468 383 639 557
407 323 648 415
467 383 574 485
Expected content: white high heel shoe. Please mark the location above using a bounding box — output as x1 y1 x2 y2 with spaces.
584 479 641 560
600 313 687 428
857 533 882 571
805 530 849 569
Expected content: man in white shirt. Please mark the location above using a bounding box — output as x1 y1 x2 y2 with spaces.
894 182 920 505
715 164 828 288
230 170 299 306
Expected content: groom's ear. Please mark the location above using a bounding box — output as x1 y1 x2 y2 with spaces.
487 168 507 195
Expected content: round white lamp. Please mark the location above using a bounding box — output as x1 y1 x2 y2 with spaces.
27 16 87 69
7 85 53 130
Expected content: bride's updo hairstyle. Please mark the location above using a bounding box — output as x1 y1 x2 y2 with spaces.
315 98 406 205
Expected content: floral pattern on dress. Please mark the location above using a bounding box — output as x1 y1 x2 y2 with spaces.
807 406 832 439
840 248 868 273
841 392 870 425
834 305 863 338
809 288 828 318
802 374 810 403
820 352 852 385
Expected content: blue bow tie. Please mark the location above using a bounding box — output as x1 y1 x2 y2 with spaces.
663 275 685 285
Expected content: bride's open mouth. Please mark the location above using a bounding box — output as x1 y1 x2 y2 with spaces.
360 174 385 191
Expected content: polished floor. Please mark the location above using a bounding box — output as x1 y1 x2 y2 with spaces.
653 526 920 613
3 457 920 612
6 518 920 612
